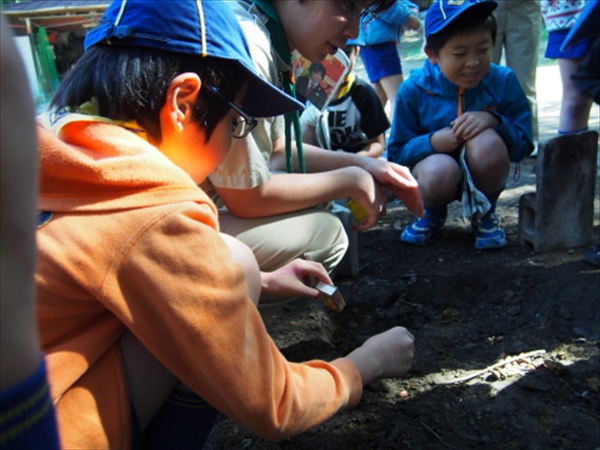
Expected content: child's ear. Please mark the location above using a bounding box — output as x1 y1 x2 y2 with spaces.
164 73 201 131
424 47 438 64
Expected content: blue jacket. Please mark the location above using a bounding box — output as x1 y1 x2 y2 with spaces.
388 60 534 167
352 0 418 45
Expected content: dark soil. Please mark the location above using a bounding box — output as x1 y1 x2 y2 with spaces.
206 158 600 450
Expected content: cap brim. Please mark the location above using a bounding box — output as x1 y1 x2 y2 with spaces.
426 2 497 37
237 63 303 118
561 1 600 51
84 0 302 119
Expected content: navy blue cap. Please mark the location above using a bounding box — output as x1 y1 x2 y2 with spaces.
84 0 302 118
425 0 497 38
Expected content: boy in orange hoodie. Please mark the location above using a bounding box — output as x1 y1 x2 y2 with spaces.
36 1 415 448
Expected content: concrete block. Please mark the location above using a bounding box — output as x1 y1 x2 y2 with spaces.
518 130 598 252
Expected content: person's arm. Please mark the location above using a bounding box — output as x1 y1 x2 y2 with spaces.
388 78 440 167
214 163 390 231
268 137 423 217
301 122 319 147
450 111 501 142
301 107 387 159
260 259 333 300
377 0 414 27
404 14 422 31
487 69 534 161
114 210 414 441
344 327 414 385
356 134 386 158
429 126 468 153
1 15 61 449
0 15 44 390
353 79 390 158
221 234 336 304
303 129 385 158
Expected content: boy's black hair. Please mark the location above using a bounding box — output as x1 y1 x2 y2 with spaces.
309 62 327 77
425 10 497 55
50 46 246 143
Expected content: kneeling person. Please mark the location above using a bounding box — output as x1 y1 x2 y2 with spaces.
36 1 415 448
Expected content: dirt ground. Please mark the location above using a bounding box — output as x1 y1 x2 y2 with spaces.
206 157 600 450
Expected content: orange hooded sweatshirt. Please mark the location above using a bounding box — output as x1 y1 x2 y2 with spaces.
36 114 362 449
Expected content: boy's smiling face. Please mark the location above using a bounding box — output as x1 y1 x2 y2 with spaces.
426 27 494 90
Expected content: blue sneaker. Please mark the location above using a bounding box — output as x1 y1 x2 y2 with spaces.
401 207 447 246
472 212 506 250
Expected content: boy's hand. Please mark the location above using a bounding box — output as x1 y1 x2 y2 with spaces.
345 327 415 385
261 259 332 300
431 127 464 153
451 111 500 141
405 15 422 32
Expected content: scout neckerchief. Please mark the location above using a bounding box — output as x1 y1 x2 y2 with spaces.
456 86 492 219
334 72 356 101
457 86 465 117
248 0 306 173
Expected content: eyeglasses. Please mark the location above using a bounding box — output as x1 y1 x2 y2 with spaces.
203 83 258 139
342 0 378 24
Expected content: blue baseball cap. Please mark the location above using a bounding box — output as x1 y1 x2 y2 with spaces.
84 0 302 118
425 0 497 38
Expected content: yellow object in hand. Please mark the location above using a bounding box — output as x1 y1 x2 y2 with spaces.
347 199 368 221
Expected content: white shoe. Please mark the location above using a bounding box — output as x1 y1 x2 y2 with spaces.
530 141 539 158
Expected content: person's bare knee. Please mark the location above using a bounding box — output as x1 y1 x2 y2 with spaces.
413 155 462 205
373 81 388 107
380 74 403 104
220 233 261 305
465 130 510 192
558 57 593 131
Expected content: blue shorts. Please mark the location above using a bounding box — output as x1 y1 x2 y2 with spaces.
360 42 402 83
545 29 594 59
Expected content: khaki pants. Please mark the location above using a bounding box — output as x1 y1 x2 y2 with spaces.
218 207 348 274
493 0 542 141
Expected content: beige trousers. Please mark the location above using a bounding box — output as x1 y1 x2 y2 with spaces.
218 207 348 274
493 0 542 141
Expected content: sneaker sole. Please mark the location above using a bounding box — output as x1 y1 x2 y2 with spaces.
400 227 443 246
474 237 507 250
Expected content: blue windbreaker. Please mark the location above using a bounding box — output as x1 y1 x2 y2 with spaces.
388 60 534 167
352 0 419 45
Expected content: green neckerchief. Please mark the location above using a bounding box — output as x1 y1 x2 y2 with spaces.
248 0 305 173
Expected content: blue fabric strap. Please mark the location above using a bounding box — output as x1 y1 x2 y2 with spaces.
248 0 306 173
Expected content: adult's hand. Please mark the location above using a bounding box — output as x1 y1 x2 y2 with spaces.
360 158 424 217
